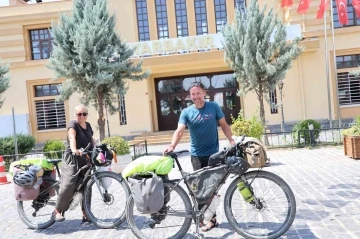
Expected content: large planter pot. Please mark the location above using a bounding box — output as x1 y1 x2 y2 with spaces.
343 136 360 159
111 154 132 173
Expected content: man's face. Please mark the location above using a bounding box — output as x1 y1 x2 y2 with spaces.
190 86 206 105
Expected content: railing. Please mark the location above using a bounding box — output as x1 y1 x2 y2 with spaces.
130 140 148 160
2 151 55 171
263 128 345 148
2 140 149 172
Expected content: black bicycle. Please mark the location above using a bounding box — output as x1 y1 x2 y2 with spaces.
16 144 130 229
126 136 296 239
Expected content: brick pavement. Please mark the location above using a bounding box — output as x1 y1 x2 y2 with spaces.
1 143 360 239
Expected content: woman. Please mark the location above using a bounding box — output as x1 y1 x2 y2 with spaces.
54 104 96 222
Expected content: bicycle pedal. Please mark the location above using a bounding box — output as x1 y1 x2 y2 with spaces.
191 231 204 239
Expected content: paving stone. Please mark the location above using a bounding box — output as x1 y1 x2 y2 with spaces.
1 143 360 238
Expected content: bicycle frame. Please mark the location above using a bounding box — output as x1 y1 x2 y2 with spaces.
163 154 233 219
35 153 112 205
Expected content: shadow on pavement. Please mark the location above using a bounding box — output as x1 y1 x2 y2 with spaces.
34 218 130 236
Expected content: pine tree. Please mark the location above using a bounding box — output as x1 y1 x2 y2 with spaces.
47 0 149 140
0 60 10 109
222 0 302 133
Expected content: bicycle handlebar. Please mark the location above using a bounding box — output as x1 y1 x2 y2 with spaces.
72 143 92 156
164 150 189 158
164 135 246 159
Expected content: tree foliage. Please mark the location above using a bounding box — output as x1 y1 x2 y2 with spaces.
0 59 10 109
47 0 149 140
222 0 303 130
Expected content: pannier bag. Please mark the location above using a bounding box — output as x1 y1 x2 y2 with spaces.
13 165 43 201
14 182 40 201
128 172 164 214
40 169 57 198
13 163 57 201
185 165 227 204
122 155 173 178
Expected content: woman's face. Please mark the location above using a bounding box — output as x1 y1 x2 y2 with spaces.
75 108 88 124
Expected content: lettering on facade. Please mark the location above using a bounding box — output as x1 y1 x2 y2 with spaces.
128 25 302 58
129 34 223 58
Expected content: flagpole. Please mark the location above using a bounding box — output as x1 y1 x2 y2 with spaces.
330 0 342 128
323 4 333 128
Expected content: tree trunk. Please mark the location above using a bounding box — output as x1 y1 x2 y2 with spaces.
97 92 106 141
257 85 269 146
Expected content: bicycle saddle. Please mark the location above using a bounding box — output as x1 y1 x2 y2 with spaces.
47 159 62 164
165 150 189 158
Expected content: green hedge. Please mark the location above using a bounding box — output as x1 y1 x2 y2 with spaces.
0 134 36 171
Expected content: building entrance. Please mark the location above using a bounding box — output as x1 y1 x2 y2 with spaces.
155 72 241 131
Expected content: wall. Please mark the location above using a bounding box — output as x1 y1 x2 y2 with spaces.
1 0 359 144
0 113 30 137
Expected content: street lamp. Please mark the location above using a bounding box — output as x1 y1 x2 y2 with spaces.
278 80 285 132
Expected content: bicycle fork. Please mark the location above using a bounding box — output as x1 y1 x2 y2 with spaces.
92 172 113 204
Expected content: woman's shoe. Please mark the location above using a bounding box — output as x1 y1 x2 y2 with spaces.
54 211 65 222
201 218 219 232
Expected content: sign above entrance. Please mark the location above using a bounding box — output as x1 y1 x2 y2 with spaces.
128 25 301 58
128 33 224 58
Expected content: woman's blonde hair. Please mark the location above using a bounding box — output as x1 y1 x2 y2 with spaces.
74 104 88 114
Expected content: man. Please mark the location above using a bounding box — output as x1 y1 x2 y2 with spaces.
164 81 236 232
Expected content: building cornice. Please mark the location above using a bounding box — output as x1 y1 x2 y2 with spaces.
0 0 72 23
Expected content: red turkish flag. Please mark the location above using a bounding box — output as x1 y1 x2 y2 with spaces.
281 0 293 8
353 0 360 19
336 0 348 25
297 0 311 14
316 0 329 19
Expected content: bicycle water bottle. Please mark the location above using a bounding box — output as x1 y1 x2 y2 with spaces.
203 195 220 223
237 181 254 203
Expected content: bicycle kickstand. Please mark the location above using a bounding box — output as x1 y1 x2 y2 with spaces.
193 218 204 239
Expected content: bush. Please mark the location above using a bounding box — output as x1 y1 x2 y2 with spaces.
101 136 130 156
0 133 36 156
230 111 264 140
292 119 321 144
0 134 36 171
342 115 360 136
43 139 66 159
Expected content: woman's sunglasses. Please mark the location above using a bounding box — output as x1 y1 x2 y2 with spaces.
76 112 88 117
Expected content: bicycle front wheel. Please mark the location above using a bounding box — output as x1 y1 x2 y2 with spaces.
224 170 296 239
126 181 193 239
83 171 130 229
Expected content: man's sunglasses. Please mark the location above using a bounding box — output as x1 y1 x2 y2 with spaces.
190 82 205 89
76 112 88 117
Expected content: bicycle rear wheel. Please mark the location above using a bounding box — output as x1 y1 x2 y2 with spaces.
224 170 296 239
17 185 59 229
126 181 193 239
83 171 130 229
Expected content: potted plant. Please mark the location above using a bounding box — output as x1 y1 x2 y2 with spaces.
342 115 360 159
101 136 131 173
